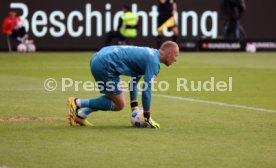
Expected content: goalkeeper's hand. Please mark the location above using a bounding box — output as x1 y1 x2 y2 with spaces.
145 117 160 128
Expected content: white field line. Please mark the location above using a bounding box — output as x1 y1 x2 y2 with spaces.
1 88 275 113
152 93 276 113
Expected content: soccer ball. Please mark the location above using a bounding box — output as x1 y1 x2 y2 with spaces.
130 108 146 127
17 43 27 52
246 43 256 53
26 43 36 52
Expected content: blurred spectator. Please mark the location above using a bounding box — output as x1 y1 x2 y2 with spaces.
220 0 246 39
157 0 179 47
2 8 28 43
105 5 139 46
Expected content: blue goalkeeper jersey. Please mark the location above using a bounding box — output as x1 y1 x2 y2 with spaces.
93 45 160 111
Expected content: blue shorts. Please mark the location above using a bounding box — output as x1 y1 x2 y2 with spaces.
90 55 123 95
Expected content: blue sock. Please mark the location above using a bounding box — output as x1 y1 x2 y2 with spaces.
79 96 115 112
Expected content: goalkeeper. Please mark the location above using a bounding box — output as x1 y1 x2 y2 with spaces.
67 41 179 128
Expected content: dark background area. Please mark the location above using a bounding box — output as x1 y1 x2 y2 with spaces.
0 0 276 51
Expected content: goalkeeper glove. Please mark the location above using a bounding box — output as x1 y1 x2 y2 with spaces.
145 117 160 128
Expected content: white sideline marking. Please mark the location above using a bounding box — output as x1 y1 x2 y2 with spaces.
152 94 276 113
1 88 275 113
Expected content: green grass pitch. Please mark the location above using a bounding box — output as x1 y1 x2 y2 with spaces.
0 52 275 168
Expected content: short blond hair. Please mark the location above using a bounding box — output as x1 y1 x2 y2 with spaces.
160 41 179 52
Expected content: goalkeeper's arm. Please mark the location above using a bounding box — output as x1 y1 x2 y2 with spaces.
142 81 160 128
